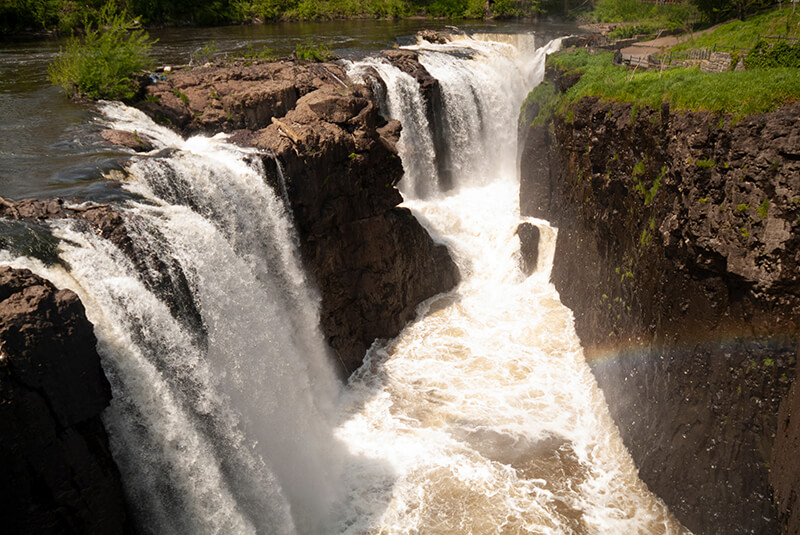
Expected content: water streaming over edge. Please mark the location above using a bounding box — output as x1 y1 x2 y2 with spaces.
335 35 690 534
0 103 344 534
0 32 693 535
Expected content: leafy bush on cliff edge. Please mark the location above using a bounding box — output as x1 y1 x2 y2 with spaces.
48 5 154 100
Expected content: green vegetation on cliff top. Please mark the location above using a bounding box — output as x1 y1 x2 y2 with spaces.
587 0 699 33
670 5 800 52
548 49 800 117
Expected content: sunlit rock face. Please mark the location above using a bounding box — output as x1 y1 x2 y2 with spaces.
520 64 800 534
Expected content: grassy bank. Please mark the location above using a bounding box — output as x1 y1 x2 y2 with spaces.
670 5 800 52
542 49 800 118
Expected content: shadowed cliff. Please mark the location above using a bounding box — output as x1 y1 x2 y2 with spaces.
520 59 800 534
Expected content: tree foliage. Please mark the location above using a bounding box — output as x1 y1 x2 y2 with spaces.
684 0 778 22
2 0 543 32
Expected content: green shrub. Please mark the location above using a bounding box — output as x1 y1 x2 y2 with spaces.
294 41 334 62
758 198 770 218
745 39 800 69
190 41 219 65
48 4 154 100
235 43 277 60
609 23 659 40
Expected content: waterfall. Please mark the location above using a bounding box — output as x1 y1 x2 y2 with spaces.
0 33 692 535
335 36 690 534
1 103 342 535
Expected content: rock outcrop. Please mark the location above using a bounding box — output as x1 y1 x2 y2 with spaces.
520 63 800 534
772 364 800 534
0 267 128 534
135 59 459 375
516 222 540 276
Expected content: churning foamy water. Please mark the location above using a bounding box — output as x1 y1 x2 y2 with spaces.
334 35 688 534
0 33 688 535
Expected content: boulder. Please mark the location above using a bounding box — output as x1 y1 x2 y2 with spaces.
516 222 540 275
101 129 155 152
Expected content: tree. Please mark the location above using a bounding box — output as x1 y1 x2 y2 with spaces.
692 0 778 22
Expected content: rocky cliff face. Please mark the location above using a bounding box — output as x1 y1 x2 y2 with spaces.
520 65 800 534
135 58 459 375
0 266 128 534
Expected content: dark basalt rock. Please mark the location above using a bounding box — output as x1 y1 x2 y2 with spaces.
772 363 800 534
135 59 460 376
0 267 128 534
520 68 800 534
516 222 540 276
251 82 459 375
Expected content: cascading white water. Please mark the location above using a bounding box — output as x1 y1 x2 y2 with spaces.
0 103 343 535
336 35 690 534
349 58 439 198
0 32 692 535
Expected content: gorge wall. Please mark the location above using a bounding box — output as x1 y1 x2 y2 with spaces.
520 61 800 534
0 266 129 534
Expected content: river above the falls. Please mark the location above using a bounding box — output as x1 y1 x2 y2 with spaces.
0 18 577 201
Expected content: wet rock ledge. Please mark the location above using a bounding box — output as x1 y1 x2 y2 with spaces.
0 266 128 534
520 62 800 534
135 58 460 375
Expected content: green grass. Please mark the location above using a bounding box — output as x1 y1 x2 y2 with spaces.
521 80 557 126
549 49 800 118
671 6 800 52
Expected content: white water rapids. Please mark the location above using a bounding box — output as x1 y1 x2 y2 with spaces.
0 33 689 534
